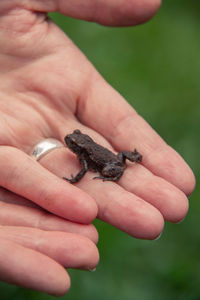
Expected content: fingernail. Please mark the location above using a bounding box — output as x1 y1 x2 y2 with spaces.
47 293 61 298
176 217 186 224
153 232 163 241
87 267 96 272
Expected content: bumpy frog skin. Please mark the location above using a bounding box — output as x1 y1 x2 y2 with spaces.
63 129 142 183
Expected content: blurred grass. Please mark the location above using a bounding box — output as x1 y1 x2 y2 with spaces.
1 0 200 299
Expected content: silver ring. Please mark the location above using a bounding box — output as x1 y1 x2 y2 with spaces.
31 138 64 161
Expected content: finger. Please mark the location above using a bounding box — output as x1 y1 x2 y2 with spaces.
0 197 98 243
0 226 99 270
19 0 161 26
0 146 98 224
39 149 164 239
119 164 189 223
0 187 40 208
58 125 189 223
78 176 165 240
76 76 196 196
0 239 70 296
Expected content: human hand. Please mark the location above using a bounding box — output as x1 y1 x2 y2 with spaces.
0 187 99 296
0 1 166 295
0 0 195 243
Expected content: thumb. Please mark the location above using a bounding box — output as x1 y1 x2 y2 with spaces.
8 0 161 26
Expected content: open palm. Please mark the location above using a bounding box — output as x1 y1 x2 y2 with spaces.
0 0 195 295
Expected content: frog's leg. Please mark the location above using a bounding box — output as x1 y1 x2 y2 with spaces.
93 164 123 182
63 160 88 183
117 149 142 164
93 174 122 182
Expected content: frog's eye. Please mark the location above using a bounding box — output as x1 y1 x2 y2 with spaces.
74 129 81 134
84 136 92 142
79 141 85 146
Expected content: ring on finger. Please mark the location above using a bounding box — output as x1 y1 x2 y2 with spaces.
31 138 64 161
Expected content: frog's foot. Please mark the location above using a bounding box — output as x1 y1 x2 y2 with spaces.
63 163 88 184
93 175 120 182
117 149 142 164
63 174 77 184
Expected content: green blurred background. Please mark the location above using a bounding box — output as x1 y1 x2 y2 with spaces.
1 0 200 299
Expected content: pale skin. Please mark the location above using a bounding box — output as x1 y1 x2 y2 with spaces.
0 0 196 296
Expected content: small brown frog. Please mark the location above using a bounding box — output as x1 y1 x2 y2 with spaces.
63 129 142 183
